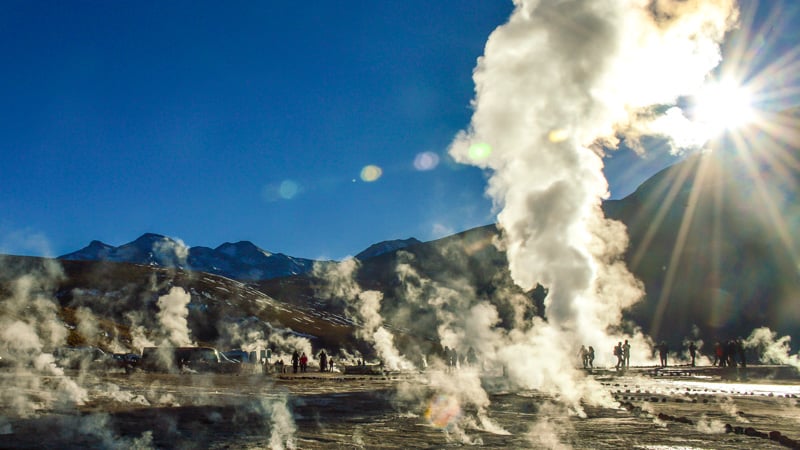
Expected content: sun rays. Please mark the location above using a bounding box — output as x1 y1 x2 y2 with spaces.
626 2 800 338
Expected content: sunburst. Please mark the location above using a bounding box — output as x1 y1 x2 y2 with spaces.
640 2 800 338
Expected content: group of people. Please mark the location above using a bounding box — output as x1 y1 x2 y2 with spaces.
576 338 749 370
613 340 632 370
290 351 308 373
287 350 335 373
442 346 478 371
713 339 746 368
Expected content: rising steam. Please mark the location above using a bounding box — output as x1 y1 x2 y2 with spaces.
313 259 413 370
440 0 738 436
744 327 800 371
157 286 194 347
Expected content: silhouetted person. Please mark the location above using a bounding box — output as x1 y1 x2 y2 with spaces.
467 347 477 366
329 358 334 372
688 342 697 367
714 342 723 367
736 338 746 368
319 350 327 372
614 342 623 370
725 340 737 368
291 350 300 374
579 345 589 368
623 339 631 368
587 346 595 368
300 352 308 372
658 341 668 367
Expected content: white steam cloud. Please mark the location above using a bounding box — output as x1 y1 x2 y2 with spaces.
313 259 413 370
153 237 190 268
445 0 738 411
0 260 89 416
744 327 800 371
156 287 194 347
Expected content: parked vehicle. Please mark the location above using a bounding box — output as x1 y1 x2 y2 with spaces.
222 350 255 363
53 346 114 370
111 352 141 373
139 346 241 373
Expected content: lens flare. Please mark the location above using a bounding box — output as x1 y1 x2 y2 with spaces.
413 151 440 171
279 180 299 199
261 180 301 202
360 165 383 182
467 142 492 161
548 129 569 143
424 394 461 429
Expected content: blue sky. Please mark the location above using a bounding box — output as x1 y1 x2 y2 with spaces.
1 1 797 260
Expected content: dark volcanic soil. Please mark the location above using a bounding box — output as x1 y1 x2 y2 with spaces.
1 367 799 449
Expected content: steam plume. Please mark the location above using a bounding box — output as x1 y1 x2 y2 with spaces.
447 0 738 408
313 259 412 370
157 287 194 347
744 327 800 371
0 259 88 416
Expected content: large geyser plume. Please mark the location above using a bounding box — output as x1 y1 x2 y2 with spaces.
444 0 738 414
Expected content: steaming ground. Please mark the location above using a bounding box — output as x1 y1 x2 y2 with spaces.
1 367 798 449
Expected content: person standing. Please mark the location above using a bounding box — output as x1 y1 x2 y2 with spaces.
623 340 631 369
587 346 595 368
658 341 668 367
300 352 308 373
614 342 623 370
319 350 327 373
578 345 589 368
291 350 300 374
688 342 697 367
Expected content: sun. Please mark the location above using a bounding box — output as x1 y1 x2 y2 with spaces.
692 78 756 135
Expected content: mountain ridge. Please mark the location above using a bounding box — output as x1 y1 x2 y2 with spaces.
58 234 426 281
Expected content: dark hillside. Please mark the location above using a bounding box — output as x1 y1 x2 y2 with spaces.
0 255 363 354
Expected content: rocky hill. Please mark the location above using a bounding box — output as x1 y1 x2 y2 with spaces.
605 138 800 344
0 255 368 356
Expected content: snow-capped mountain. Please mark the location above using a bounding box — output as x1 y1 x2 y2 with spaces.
58 234 322 281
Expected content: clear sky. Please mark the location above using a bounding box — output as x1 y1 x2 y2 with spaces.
1 1 797 260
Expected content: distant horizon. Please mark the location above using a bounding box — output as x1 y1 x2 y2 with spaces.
53 229 436 262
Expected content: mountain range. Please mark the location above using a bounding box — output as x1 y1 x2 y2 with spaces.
59 234 421 281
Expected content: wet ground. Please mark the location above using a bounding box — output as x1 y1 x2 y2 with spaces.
1 366 799 449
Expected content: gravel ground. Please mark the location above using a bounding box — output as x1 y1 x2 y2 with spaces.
1 366 799 449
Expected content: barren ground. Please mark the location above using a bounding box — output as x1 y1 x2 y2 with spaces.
1 366 799 449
